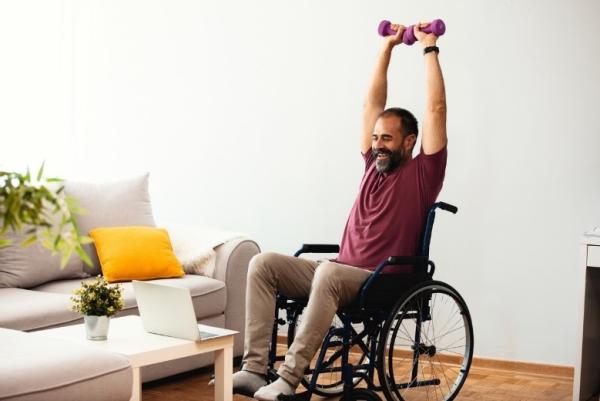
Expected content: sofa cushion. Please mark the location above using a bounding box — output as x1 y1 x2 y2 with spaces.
0 288 81 331
64 173 156 276
34 275 227 320
0 231 89 289
90 226 184 282
0 328 132 401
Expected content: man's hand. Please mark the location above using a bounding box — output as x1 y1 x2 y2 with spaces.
385 24 406 49
415 21 446 155
362 24 406 154
414 22 438 47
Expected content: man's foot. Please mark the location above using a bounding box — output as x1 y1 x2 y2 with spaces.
254 377 295 401
232 370 267 397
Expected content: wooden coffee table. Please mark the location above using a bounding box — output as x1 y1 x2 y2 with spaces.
34 315 236 401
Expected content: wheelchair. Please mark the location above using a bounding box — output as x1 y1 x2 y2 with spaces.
267 202 473 401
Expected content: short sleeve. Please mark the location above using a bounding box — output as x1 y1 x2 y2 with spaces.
416 146 447 203
362 150 375 171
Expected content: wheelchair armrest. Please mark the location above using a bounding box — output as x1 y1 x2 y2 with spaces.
294 244 340 257
386 256 429 265
358 255 429 308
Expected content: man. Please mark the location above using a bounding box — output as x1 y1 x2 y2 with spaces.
233 21 447 401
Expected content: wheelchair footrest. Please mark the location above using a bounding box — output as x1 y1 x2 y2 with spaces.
232 387 255 398
277 392 311 401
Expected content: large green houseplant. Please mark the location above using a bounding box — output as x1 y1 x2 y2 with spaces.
0 164 92 268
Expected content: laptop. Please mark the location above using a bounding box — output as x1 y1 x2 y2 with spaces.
132 280 220 341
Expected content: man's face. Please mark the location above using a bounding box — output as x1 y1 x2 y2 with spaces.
372 116 413 173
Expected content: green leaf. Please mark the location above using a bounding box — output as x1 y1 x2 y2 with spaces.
36 162 45 181
53 234 62 249
60 248 73 269
20 234 38 248
77 246 93 267
79 235 94 245
40 236 53 249
0 238 12 247
66 196 88 216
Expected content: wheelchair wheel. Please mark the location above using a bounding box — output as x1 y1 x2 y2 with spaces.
377 281 473 401
288 308 369 396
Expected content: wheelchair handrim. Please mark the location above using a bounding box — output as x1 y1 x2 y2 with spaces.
377 281 474 401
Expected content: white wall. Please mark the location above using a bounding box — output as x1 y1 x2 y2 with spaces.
2 0 600 366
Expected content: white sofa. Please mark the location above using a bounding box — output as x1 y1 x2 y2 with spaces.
0 327 132 401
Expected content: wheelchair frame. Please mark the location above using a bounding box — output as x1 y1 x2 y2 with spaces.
268 202 473 401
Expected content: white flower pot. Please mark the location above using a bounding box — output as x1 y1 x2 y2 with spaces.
84 315 110 341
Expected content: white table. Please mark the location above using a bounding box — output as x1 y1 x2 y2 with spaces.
34 315 236 401
574 235 600 401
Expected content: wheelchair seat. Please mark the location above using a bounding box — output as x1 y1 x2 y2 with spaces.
266 202 473 401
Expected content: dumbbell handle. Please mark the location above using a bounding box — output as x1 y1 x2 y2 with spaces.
378 19 446 45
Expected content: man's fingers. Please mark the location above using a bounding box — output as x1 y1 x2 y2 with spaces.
390 23 405 36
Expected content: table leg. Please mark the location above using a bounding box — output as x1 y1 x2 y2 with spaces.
130 367 141 401
214 345 233 401
575 266 600 400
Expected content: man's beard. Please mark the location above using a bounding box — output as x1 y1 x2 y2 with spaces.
374 148 406 173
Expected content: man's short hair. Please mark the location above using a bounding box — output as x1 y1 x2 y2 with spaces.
378 108 419 138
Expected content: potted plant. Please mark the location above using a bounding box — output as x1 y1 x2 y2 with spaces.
0 164 92 267
71 275 124 340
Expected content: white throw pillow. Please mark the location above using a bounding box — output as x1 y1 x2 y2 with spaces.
166 225 243 277
64 173 156 276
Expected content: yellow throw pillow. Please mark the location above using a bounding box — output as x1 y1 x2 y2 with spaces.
89 226 184 283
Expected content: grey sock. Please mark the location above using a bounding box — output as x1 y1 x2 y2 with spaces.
232 370 267 396
254 377 295 401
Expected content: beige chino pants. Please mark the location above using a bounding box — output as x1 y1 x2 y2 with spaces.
243 252 372 387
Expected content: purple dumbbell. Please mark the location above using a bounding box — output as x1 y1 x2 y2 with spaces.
378 19 446 45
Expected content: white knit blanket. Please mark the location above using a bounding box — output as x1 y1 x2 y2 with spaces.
164 225 244 277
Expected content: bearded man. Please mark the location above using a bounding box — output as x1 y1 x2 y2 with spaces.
233 21 448 401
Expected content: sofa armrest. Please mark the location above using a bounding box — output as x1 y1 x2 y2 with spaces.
213 238 260 356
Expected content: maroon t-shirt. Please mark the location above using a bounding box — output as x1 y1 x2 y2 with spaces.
336 147 447 271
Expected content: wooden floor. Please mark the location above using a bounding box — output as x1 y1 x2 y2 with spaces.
142 364 574 401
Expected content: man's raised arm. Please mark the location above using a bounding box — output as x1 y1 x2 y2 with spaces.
361 25 405 155
415 23 447 155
